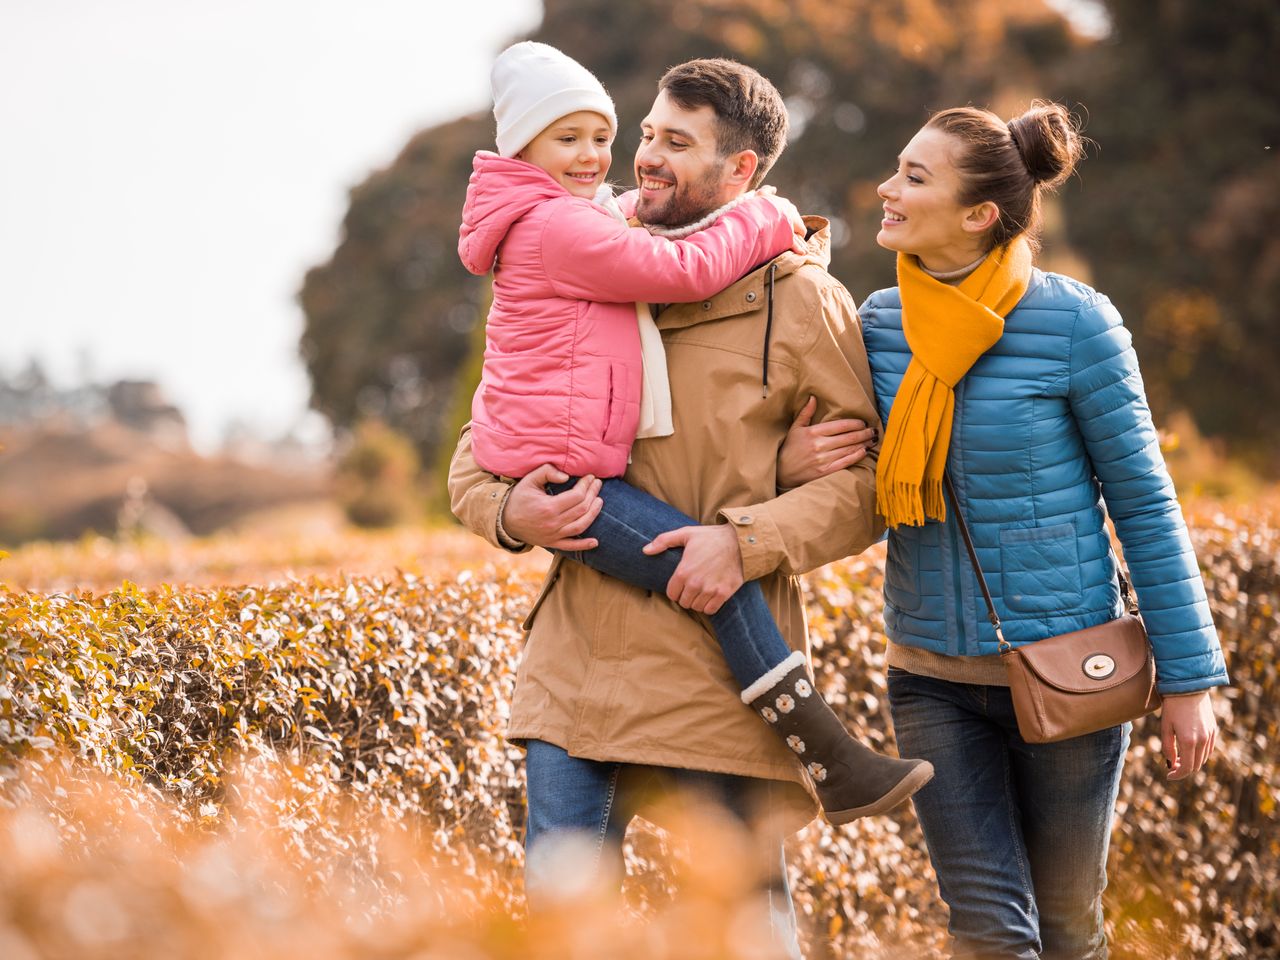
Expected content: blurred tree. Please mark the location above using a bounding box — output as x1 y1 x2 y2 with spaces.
335 419 423 528
299 115 491 469
298 0 1079 486
1062 0 1280 460
427 285 490 517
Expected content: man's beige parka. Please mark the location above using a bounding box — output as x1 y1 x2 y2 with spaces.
448 218 883 831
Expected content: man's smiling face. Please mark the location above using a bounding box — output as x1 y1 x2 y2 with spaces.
633 90 739 227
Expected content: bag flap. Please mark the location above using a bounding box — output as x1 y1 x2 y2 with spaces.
1013 615 1151 693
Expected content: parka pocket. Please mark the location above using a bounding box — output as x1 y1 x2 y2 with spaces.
999 522 1082 613
602 362 630 444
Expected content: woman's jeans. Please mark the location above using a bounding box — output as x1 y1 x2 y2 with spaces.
524 739 803 959
887 668 1129 960
548 477 792 689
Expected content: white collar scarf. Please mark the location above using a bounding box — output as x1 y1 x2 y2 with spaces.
594 186 674 440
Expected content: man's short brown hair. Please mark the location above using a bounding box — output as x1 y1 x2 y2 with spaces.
658 59 788 189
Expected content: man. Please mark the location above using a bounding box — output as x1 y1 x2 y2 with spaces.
449 58 882 953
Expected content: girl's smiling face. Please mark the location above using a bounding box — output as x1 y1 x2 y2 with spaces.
876 126 996 272
518 110 613 199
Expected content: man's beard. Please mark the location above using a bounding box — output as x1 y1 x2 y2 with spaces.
635 164 726 228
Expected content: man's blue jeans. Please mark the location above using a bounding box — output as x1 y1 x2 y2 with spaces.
524 739 803 959
886 668 1129 960
549 477 793 690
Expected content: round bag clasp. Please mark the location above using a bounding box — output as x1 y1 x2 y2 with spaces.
1082 653 1117 681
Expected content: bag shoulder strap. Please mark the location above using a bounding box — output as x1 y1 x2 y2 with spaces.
942 474 1009 651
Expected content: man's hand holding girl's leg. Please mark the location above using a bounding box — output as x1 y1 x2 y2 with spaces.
502 464 603 550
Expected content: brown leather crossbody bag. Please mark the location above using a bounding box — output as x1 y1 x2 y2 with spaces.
944 475 1162 743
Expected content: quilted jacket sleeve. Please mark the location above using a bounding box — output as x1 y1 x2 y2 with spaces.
540 195 797 305
1067 296 1228 694
716 277 885 579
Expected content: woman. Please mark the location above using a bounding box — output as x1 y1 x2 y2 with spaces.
781 102 1228 958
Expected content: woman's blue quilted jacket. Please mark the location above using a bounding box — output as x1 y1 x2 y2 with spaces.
860 269 1228 694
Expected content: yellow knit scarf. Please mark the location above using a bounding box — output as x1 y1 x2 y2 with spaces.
876 239 1033 527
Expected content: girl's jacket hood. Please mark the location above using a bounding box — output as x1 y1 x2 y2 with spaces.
459 151 570 274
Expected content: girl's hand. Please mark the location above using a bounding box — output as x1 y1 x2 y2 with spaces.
1161 689 1218 780
777 396 877 488
757 186 807 253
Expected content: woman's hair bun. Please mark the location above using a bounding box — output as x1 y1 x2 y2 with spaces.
1007 100 1084 187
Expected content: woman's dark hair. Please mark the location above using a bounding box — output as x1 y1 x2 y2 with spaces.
926 100 1085 251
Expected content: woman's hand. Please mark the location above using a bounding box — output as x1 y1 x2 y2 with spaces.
777 396 877 489
1160 690 1218 780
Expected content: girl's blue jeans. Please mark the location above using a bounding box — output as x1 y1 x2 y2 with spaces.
548 476 792 690
887 667 1130 960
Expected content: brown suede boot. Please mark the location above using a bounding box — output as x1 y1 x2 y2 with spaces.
742 651 934 825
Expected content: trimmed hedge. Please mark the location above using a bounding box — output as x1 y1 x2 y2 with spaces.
1 511 1277 958
1 573 528 903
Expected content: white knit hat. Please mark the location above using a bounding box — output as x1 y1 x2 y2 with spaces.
491 41 617 158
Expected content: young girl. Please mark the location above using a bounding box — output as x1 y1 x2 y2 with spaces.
459 41 932 824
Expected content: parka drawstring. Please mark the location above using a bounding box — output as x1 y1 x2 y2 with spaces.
762 261 779 397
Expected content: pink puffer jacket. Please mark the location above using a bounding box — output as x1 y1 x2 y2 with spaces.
459 151 797 479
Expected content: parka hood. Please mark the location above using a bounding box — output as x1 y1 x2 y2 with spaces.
458 151 569 275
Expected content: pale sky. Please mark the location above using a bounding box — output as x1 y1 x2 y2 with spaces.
1 0 541 450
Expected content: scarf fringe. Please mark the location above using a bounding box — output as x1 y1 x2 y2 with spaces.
879 479 948 528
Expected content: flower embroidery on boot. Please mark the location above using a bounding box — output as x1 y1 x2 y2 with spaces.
760 707 778 723
807 762 827 782
775 694 795 713
794 679 812 698
786 735 806 754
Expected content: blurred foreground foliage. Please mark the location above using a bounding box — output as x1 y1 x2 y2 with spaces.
1 506 1277 957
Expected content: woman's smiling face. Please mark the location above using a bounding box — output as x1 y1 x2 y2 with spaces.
876 126 991 272
518 110 613 199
